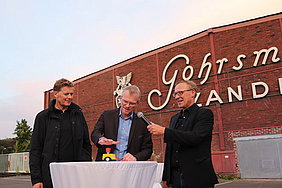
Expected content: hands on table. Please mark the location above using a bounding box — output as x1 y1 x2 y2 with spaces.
121 153 136 161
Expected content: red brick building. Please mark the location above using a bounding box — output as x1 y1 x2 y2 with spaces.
44 12 282 177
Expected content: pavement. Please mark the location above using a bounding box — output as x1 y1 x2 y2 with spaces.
216 178 282 188
0 175 282 188
0 175 32 188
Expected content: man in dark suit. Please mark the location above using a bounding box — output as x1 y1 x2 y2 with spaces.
148 80 218 188
91 85 153 161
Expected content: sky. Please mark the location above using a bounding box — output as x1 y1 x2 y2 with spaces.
0 0 281 139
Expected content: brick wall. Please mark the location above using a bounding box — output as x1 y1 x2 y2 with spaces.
44 13 282 173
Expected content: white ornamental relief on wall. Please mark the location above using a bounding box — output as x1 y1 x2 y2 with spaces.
114 72 132 108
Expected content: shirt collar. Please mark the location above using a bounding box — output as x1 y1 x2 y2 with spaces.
54 107 70 114
181 103 197 117
181 108 189 118
119 108 133 120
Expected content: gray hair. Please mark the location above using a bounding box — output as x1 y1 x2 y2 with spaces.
121 85 141 101
175 80 197 92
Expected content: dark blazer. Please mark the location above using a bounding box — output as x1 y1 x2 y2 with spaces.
91 108 153 161
163 103 218 188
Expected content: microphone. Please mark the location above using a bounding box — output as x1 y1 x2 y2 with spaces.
137 112 151 125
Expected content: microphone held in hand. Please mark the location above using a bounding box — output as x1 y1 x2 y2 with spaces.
137 112 151 125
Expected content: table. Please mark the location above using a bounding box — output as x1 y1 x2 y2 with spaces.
50 161 158 188
153 163 164 188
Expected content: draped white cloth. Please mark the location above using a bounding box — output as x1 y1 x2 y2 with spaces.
153 163 164 188
50 161 158 188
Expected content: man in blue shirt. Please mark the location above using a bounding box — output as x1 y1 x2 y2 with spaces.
91 85 153 161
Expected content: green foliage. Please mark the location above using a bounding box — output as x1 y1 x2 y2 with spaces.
0 146 5 154
152 152 161 162
13 119 32 153
0 138 15 153
217 173 238 180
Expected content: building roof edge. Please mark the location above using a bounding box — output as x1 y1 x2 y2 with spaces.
46 12 282 91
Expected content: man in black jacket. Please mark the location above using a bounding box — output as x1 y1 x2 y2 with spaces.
29 78 92 188
148 80 218 188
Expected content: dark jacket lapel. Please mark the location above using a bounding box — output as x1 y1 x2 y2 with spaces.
127 112 136 147
185 104 199 130
171 113 180 129
113 108 120 141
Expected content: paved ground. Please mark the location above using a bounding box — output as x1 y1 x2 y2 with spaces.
0 175 32 188
216 178 282 188
0 175 282 188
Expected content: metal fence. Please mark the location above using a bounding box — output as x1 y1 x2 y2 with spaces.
0 152 30 173
235 134 282 178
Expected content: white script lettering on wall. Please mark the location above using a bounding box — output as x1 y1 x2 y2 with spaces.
147 54 188 110
253 47 280 66
148 46 280 111
114 72 132 108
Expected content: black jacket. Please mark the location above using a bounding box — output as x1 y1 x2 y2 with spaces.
163 104 218 188
29 100 92 188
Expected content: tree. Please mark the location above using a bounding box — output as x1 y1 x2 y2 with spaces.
13 119 32 152
0 138 16 154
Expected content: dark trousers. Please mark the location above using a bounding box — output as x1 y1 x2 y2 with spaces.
172 169 186 188
171 169 214 188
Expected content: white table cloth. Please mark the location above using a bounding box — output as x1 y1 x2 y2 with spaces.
153 163 164 188
50 161 157 188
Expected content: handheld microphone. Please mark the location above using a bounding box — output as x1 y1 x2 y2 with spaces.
137 112 151 125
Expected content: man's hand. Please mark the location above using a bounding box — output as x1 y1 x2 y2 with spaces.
98 138 120 145
33 182 43 188
147 123 165 135
122 153 137 161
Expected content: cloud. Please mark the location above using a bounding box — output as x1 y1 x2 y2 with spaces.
0 0 281 139
0 80 50 139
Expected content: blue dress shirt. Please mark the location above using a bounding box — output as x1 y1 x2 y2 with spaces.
114 109 133 160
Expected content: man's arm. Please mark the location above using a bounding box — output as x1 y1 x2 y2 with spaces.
91 112 119 147
148 108 214 146
165 108 214 146
91 112 106 147
80 111 92 161
29 113 44 186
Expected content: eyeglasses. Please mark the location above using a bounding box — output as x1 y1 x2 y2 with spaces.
121 99 137 107
172 89 193 97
